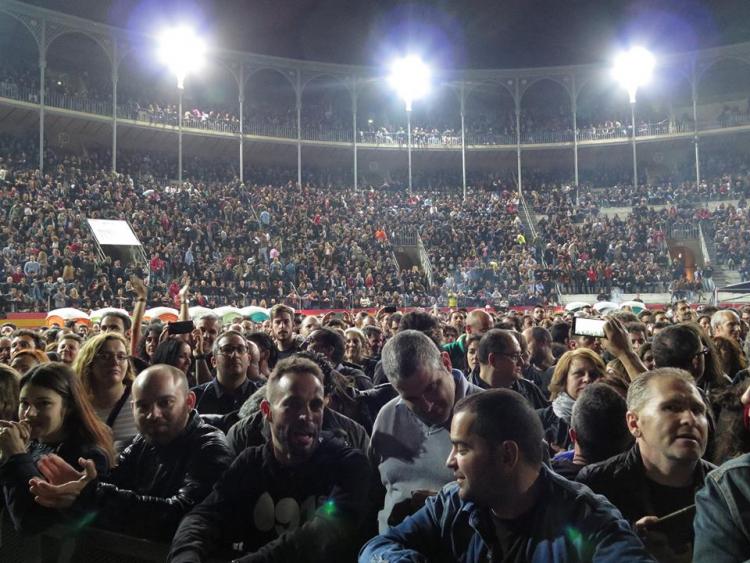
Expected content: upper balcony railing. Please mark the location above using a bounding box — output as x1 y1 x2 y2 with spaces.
2 80 750 148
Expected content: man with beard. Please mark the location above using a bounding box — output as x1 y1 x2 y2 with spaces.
28 365 233 541
168 357 370 562
270 304 302 361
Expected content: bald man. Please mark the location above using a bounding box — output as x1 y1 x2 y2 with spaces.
29 364 233 541
442 309 494 373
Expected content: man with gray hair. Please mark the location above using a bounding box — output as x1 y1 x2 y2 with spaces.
369 330 482 533
577 368 714 560
711 308 742 343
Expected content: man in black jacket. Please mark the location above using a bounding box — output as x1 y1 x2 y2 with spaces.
28 364 233 540
168 357 370 563
577 367 714 561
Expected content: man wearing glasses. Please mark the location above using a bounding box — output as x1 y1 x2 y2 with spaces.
470 329 548 410
191 330 260 416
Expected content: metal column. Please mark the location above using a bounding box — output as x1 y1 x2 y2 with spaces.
178 86 183 185
352 78 358 190
460 83 467 201
239 66 244 183
407 106 413 194
515 96 522 195
111 41 118 173
630 100 638 191
571 78 579 187
38 20 46 173
692 75 701 187
296 70 302 188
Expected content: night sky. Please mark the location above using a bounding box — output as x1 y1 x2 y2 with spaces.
22 0 750 69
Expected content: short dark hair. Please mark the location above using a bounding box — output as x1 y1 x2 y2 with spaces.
101 311 132 331
549 322 571 345
454 389 544 466
266 357 323 402
246 331 278 369
625 321 647 335
571 383 633 463
308 327 345 364
398 311 442 347
269 304 295 321
12 329 44 350
652 324 701 371
477 329 516 365
527 326 552 345
152 339 191 370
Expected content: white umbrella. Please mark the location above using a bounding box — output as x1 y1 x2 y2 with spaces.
89 307 129 323
214 306 242 324
188 306 213 319
593 301 619 315
564 302 589 312
239 306 270 322
144 307 179 322
620 300 647 314
46 308 90 327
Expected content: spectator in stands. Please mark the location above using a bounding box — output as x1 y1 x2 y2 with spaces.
246 331 277 379
10 329 44 355
577 368 714 560
711 309 742 344
442 309 493 373
72 333 137 450
152 338 194 377
464 333 481 376
227 352 369 456
625 322 648 353
99 311 132 336
713 335 747 381
551 382 633 479
192 330 256 416
638 342 656 371
369 330 482 532
10 348 49 375
471 329 548 409
538 348 605 453
192 312 221 385
522 326 556 372
344 327 368 369
0 365 20 420
28 364 233 541
360 389 653 562
0 337 11 364
0 363 115 533
169 357 370 562
300 314 321 339
55 333 82 365
271 304 301 361
672 300 695 323
306 327 371 391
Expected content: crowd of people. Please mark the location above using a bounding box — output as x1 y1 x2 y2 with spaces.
3 131 750 313
1 298 750 561
4 61 742 146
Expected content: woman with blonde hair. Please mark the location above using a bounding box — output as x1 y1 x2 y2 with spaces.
72 332 137 451
343 327 368 368
537 347 606 453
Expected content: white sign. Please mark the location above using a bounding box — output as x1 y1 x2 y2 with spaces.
87 219 141 247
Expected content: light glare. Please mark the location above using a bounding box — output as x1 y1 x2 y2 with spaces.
158 26 206 89
388 55 431 111
612 46 655 103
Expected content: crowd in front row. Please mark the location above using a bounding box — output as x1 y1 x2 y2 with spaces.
2 287 750 561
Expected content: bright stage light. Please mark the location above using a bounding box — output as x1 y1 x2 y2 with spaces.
612 46 655 103
388 55 431 111
158 26 206 89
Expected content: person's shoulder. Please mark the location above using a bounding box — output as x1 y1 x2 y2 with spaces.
371 394 404 430
576 449 631 485
190 380 213 395
545 468 629 522
706 453 750 483
317 435 369 469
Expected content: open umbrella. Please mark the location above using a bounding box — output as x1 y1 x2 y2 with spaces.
144 307 179 323
239 306 270 323
46 308 90 327
214 306 242 324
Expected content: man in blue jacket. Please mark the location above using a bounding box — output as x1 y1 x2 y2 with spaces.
360 389 654 562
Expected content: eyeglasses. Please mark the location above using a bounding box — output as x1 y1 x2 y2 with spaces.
500 352 524 362
95 352 129 363
218 346 248 356
693 347 710 358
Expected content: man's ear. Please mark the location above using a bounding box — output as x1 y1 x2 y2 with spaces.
499 440 520 469
260 399 272 421
211 353 218 369
568 427 577 446
185 390 196 410
626 410 640 439
440 351 452 371
567 339 577 350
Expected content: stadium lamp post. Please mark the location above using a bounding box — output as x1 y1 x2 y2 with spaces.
389 55 431 195
158 27 206 186
613 46 655 192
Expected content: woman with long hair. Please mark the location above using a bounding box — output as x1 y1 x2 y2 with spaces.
537 348 606 453
72 333 137 451
0 363 115 533
152 338 193 375
343 327 367 368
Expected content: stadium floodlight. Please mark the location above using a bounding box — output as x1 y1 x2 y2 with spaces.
158 26 206 90
388 55 431 112
158 26 206 186
388 55 431 194
612 46 655 192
